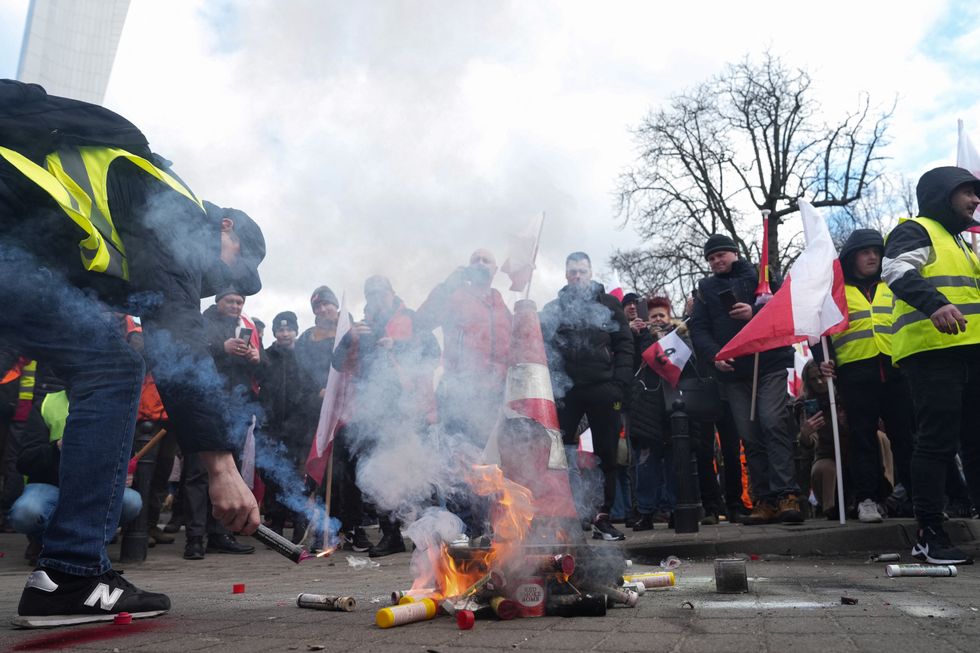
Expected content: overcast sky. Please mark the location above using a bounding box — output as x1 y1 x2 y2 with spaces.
2 0 979 338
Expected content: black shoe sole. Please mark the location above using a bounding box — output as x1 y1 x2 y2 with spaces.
12 609 168 629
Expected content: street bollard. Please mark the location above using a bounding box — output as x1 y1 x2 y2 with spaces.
671 399 701 534
120 421 158 562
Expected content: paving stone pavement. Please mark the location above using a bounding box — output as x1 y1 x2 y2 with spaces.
1 525 979 652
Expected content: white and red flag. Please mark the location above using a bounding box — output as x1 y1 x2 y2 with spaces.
641 330 692 387
304 293 353 486
715 200 849 360
957 120 980 233
500 214 543 292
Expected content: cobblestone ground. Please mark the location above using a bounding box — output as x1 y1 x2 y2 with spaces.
1 528 978 652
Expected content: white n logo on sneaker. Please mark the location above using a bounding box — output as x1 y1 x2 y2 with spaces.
84 583 124 611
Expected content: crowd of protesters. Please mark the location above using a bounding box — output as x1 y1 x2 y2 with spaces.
3 77 980 628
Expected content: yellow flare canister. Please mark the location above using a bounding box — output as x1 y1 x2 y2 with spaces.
376 598 437 628
622 572 676 588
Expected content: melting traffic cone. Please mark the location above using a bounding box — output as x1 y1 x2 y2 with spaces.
494 299 577 518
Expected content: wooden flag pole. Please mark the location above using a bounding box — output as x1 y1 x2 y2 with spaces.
750 210 773 422
523 212 546 300
821 336 847 526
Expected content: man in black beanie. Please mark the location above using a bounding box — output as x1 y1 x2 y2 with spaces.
689 234 800 525
259 310 319 543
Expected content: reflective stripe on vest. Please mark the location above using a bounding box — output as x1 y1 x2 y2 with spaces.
0 145 203 280
890 217 980 362
832 282 894 364
17 360 36 402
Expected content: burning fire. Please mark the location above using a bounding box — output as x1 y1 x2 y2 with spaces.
412 464 535 600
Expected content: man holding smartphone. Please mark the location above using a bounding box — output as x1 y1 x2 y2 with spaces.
689 234 801 525
179 288 261 560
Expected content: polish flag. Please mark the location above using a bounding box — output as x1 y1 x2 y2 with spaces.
956 120 980 233
305 293 353 486
501 214 543 292
641 330 692 387
715 201 849 360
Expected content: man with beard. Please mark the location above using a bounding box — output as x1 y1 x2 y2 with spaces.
689 234 800 525
883 166 980 564
541 252 633 541
332 276 440 556
0 80 262 627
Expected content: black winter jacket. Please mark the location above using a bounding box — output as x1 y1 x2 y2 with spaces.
689 259 795 382
540 282 634 395
0 80 265 455
203 305 260 398
259 343 320 465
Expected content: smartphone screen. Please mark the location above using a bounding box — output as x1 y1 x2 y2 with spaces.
237 327 253 345
637 300 649 321
718 289 737 311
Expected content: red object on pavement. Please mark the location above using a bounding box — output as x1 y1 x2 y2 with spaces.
232 583 246 594
456 609 475 630
113 612 132 625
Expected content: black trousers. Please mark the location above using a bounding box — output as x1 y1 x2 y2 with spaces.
183 452 230 539
837 357 915 502
557 384 622 515
715 401 746 511
902 346 980 528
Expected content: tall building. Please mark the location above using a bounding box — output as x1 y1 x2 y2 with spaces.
17 0 131 104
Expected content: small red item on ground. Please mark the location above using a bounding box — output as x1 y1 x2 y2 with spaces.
456 609 475 630
749 554 760 561
113 612 132 625
233 583 245 594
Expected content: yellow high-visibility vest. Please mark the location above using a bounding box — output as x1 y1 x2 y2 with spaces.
17 360 36 403
0 145 203 280
890 216 980 362
832 282 894 364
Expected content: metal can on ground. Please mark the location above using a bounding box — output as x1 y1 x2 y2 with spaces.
885 564 957 577
297 593 356 612
714 558 748 593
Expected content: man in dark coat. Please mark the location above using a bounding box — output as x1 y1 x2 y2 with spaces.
689 234 800 525
0 80 262 627
540 252 634 541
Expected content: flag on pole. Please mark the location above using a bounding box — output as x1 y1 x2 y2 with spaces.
957 120 980 233
501 214 543 292
756 211 773 299
304 293 353 486
715 200 849 361
641 330 693 387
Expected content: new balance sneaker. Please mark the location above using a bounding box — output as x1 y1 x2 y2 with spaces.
346 528 373 553
858 498 884 523
13 568 170 629
911 525 974 565
592 514 626 541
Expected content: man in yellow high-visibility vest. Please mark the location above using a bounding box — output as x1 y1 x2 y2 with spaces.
818 229 914 524
1 80 264 627
882 166 980 565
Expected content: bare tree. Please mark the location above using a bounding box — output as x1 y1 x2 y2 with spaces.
613 51 894 303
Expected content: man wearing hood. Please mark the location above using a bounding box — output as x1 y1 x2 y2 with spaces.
883 166 980 565
689 234 801 525
0 80 263 626
540 252 634 541
819 229 912 523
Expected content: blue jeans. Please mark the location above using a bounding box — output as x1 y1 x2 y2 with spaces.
635 447 676 515
611 463 634 520
0 253 145 576
10 483 142 539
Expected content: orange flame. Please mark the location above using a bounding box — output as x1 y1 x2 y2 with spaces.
414 464 536 600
